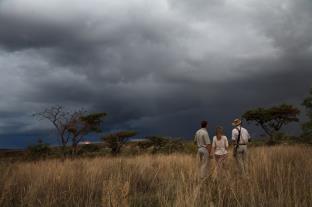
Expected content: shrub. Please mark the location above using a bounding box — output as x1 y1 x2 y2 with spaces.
78 144 101 154
102 131 137 155
145 136 185 153
27 140 50 159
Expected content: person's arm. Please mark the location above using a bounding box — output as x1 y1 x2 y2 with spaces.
207 144 212 155
211 137 216 154
203 133 212 155
225 137 229 149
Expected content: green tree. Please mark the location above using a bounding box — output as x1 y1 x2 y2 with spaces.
102 131 137 155
67 112 107 154
302 88 312 143
243 104 300 143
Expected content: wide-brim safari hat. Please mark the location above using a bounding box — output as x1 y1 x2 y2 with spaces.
232 118 242 127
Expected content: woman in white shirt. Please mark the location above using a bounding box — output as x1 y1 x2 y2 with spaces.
212 126 229 172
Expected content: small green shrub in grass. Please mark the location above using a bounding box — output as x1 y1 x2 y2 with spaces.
27 139 51 159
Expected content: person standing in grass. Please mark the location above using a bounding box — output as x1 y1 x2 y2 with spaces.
232 118 251 174
194 120 212 178
212 126 229 173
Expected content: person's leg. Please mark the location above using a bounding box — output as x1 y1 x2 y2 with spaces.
199 148 209 178
197 150 204 176
235 147 244 174
241 146 248 174
215 155 221 173
220 154 226 170
197 150 203 163
219 154 227 178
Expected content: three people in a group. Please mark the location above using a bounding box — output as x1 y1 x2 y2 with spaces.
194 118 250 178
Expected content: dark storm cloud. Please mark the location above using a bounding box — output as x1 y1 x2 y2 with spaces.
0 0 311 147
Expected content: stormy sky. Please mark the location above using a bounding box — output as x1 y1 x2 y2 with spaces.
0 0 312 148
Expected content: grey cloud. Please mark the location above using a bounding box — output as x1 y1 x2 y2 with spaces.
0 0 311 147
250 0 312 54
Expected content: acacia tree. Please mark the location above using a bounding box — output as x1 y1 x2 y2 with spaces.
243 104 300 143
34 105 106 154
102 131 137 155
67 112 107 153
302 88 312 142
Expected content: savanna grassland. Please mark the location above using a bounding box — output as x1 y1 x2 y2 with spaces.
0 145 311 207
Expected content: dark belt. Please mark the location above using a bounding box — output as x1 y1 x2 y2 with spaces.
235 144 247 146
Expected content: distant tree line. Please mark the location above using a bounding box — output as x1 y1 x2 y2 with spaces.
33 106 139 156
30 86 312 158
33 105 190 158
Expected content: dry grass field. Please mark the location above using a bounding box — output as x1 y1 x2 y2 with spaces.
0 145 311 207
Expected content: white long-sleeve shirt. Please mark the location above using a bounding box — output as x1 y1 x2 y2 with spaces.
232 126 250 144
194 128 210 148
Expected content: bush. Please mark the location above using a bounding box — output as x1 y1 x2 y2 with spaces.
102 131 137 155
78 144 101 154
145 136 185 154
27 141 50 159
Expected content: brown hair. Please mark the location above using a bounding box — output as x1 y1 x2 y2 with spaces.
201 121 208 128
216 126 224 140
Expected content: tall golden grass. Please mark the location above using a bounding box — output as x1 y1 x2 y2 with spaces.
0 145 311 207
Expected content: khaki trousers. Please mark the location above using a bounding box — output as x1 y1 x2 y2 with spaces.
197 147 209 178
235 145 248 174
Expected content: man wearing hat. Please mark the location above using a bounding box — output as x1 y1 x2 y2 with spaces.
232 118 251 174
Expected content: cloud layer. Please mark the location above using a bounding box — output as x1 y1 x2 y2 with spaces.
0 0 311 146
